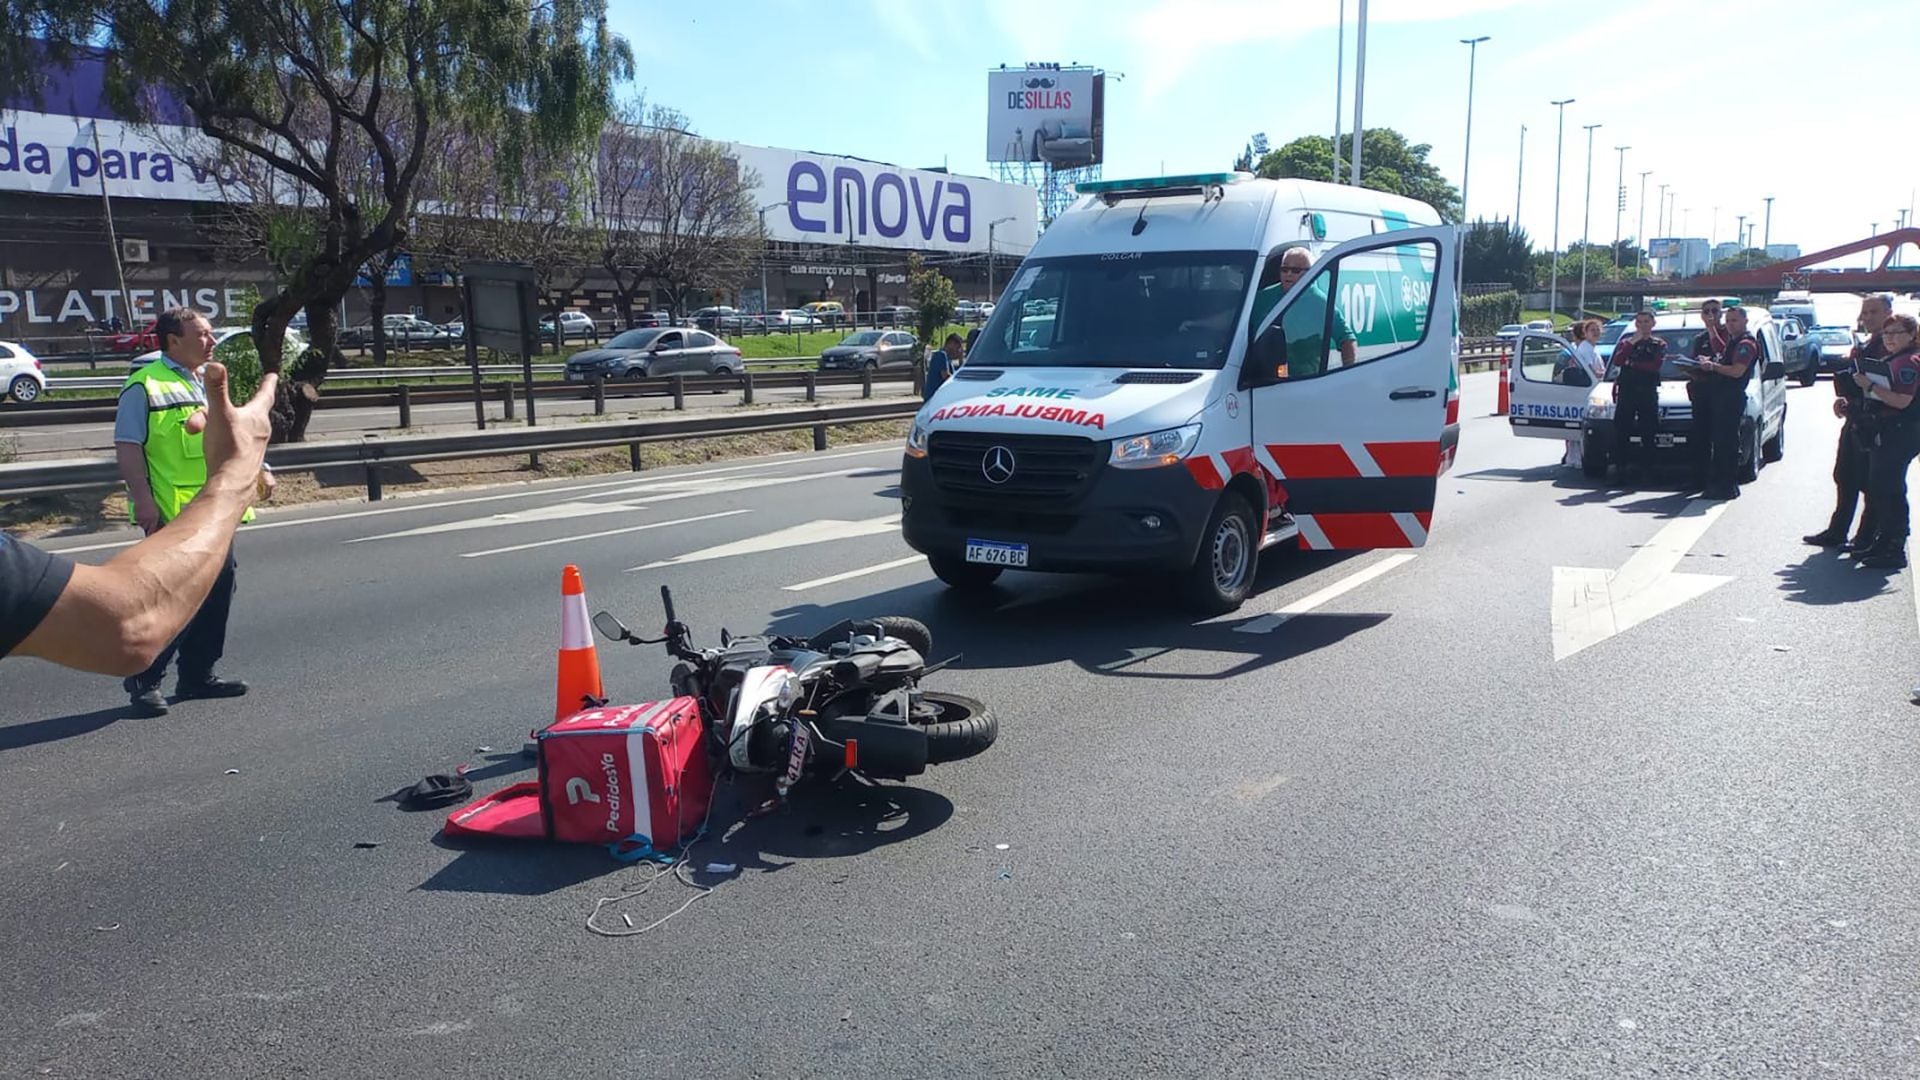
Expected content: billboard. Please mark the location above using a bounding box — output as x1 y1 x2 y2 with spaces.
1648 238 1682 259
729 142 1037 256
986 66 1104 167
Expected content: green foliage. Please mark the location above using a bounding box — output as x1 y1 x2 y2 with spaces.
908 254 958 347
1710 248 1770 274
1255 129 1462 221
1462 291 1522 338
1463 220 1535 292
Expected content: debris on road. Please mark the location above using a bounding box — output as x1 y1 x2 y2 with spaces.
353 841 383 849
223 769 240 775
92 924 120 932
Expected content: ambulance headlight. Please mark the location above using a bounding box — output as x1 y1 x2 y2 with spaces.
1586 388 1614 420
906 417 929 459
1109 424 1202 468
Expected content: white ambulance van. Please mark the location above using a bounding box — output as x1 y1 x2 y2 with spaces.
899 172 1460 613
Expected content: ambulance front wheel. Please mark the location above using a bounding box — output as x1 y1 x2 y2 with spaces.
928 554 1003 591
1184 492 1258 615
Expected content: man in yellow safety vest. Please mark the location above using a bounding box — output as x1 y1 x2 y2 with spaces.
114 307 275 716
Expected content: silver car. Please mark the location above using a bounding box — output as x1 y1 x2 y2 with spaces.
818 330 919 371
564 328 745 381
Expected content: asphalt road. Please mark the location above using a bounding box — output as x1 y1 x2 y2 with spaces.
5 378 915 458
4 371 1918 1078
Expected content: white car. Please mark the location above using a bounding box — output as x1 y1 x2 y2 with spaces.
128 325 309 371
0 339 47 403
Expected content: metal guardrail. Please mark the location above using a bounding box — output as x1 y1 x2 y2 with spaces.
39 354 815 384
0 399 920 502
2 368 915 429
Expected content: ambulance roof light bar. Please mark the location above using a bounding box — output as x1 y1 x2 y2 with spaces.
1076 172 1250 207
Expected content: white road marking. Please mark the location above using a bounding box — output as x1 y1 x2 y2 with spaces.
1551 498 1733 661
629 514 902 572
43 445 902 556
782 554 925 592
458 509 752 558
1233 553 1418 633
344 500 650 542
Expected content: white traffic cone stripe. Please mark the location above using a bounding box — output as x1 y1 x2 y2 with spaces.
560 592 595 650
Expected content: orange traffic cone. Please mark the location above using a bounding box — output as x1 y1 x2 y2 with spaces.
1494 350 1511 417
555 564 605 722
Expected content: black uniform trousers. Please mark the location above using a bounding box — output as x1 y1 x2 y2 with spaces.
1697 385 1747 492
124 543 236 694
1613 374 1660 473
1826 418 1876 540
1862 421 1920 555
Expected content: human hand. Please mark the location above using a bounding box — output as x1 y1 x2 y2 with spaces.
200 362 277 482
1834 398 1849 419
1853 372 1872 390
184 409 207 435
258 470 278 501
134 498 160 535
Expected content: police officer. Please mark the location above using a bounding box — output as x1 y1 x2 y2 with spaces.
1685 299 1730 489
1691 305 1761 500
1853 313 1920 569
1611 309 1666 485
113 307 273 716
1804 293 1892 549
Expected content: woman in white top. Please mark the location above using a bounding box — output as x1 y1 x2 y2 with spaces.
1569 319 1608 383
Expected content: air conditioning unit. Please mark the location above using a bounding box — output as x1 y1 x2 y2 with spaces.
121 238 150 263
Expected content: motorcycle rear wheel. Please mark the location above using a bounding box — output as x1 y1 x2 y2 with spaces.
917 692 998 764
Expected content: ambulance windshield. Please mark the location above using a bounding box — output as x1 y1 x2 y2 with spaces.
968 251 1256 370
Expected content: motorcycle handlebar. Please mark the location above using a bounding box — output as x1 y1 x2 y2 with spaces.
660 585 677 626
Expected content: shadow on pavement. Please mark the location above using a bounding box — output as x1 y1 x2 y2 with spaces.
1776 551 1898 605
0 705 133 753
417 836 617 896
762 548 1387 680
1454 465 1564 483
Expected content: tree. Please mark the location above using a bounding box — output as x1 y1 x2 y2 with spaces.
605 106 761 320
1710 248 1769 275
1462 219 1535 292
908 253 956 349
10 3 632 441
1255 130 1462 222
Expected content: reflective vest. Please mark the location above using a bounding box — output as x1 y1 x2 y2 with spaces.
121 359 254 525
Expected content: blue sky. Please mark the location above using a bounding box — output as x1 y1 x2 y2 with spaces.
611 0 1911 262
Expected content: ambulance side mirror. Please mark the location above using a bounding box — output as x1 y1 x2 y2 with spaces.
1242 325 1288 389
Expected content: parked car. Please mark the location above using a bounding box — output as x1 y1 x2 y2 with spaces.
691 306 744 332
104 320 160 354
875 305 917 327
0 339 47 403
818 329 919 371
539 310 598 343
1775 316 1818 386
563 327 745 381
1808 325 1859 375
801 301 846 328
340 314 448 347
764 309 820 329
127 325 308 373
626 310 674 328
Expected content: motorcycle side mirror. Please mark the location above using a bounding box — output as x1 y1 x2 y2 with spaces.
593 610 635 643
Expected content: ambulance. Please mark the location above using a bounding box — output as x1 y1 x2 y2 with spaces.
898 171 1460 613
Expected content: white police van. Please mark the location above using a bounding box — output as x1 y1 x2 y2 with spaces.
1505 301 1790 481
899 171 1460 613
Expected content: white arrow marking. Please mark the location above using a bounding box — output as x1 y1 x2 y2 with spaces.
459 509 753 558
1551 499 1733 661
347 500 651 542
628 514 903 572
783 554 925 592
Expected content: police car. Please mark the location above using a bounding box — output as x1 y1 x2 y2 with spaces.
900 171 1460 613
1505 301 1790 482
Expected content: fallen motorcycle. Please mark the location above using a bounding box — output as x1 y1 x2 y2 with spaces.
592 585 997 799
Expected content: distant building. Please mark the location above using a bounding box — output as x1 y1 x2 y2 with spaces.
1712 242 1743 264
1649 237 1712 277
1765 244 1802 260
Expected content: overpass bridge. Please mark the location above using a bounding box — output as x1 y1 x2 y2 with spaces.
1580 228 1920 299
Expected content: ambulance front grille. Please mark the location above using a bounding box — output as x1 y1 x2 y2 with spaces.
926 431 1102 503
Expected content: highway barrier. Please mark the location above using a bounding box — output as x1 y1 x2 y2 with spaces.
0 399 921 503
3 368 917 430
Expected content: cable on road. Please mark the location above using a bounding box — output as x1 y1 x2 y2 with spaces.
584 788 726 939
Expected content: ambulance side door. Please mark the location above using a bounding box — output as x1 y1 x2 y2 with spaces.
1506 331 1591 441
1241 226 1454 550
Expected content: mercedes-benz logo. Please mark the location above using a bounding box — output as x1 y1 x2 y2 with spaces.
981 446 1017 484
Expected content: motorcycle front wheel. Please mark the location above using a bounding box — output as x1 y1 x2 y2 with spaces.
916 692 998 764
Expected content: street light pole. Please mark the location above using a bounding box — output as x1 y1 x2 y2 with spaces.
1332 0 1345 184
1514 124 1526 229
1457 35 1488 297
1579 121 1600 316
1350 0 1369 185
1763 195 1774 253
1636 170 1650 274
1548 98 1574 322
1612 145 1629 270
757 201 789 315
986 216 1015 301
